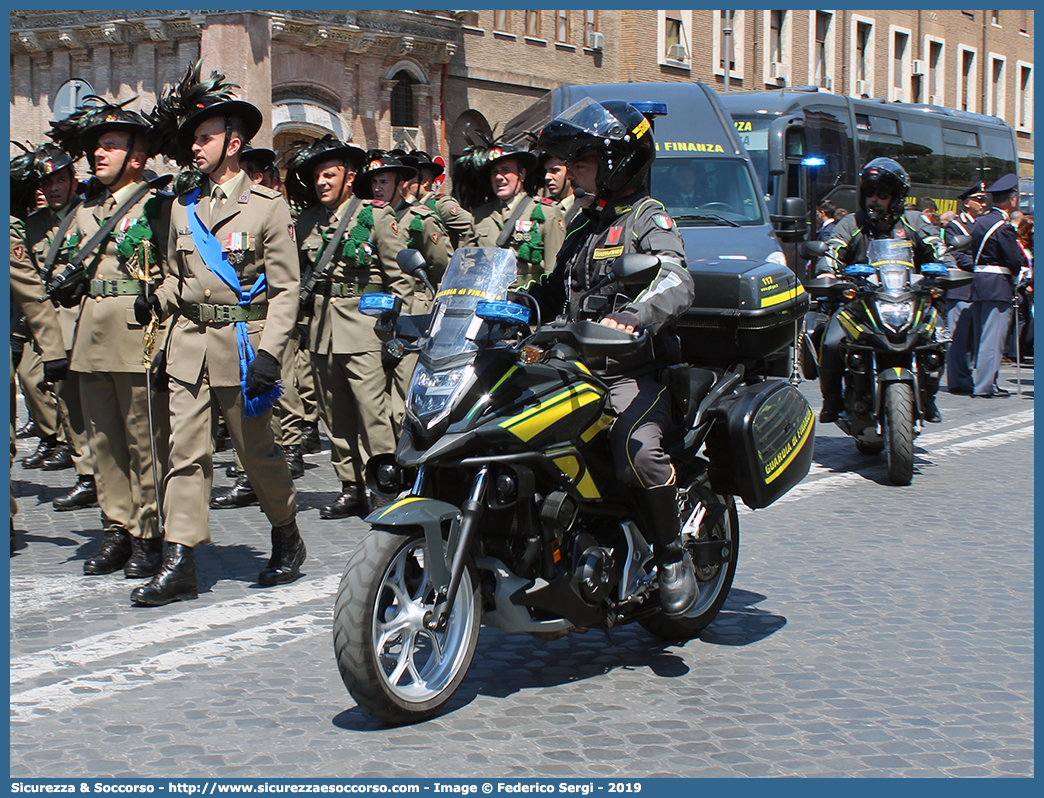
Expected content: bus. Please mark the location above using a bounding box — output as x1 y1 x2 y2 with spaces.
716 86 1019 242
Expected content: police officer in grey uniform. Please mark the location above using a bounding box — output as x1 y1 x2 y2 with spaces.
944 182 990 394
970 173 1027 398
523 98 698 617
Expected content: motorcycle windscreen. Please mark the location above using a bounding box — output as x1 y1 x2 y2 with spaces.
868 238 914 297
704 380 816 509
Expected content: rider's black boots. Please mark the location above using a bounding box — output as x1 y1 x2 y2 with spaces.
642 485 699 618
818 367 844 423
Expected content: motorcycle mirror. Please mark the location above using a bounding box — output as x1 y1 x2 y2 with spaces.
799 240 829 259
611 253 661 284
396 248 428 277
946 234 972 253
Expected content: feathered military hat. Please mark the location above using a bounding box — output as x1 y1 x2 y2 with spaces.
10 143 41 219
451 128 539 211
353 151 418 200
284 135 366 207
240 146 277 170
47 96 154 167
403 149 444 179
149 59 263 167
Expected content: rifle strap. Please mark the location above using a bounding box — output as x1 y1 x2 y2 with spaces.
310 197 362 283
41 197 82 276
67 175 170 272
495 196 533 248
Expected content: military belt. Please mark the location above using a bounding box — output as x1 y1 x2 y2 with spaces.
89 278 152 297
316 280 380 298
973 264 1013 275
181 302 267 324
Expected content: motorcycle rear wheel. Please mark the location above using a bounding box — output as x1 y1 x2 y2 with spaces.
640 477 739 639
333 527 481 725
884 382 915 485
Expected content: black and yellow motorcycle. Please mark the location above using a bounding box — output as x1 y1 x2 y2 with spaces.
332 247 814 724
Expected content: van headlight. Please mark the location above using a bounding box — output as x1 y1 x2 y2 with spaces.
766 250 788 267
877 300 914 332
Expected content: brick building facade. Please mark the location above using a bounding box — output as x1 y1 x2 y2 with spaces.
9 9 1034 177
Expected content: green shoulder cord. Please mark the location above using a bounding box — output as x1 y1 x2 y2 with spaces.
407 213 426 250
516 202 545 265
342 205 375 265
116 195 162 274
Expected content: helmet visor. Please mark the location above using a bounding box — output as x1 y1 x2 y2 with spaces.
539 98 648 163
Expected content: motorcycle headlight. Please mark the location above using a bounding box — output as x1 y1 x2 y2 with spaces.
407 363 473 428
877 300 914 332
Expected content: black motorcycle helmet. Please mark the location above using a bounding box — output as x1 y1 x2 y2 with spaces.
858 157 911 225
537 98 655 202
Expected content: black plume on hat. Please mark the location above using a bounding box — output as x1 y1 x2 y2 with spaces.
284 135 366 208
47 96 153 162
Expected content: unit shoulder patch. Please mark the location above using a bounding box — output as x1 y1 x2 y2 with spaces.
651 213 674 230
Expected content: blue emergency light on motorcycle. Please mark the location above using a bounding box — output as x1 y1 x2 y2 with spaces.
920 263 950 277
475 299 530 326
358 293 398 317
845 264 875 277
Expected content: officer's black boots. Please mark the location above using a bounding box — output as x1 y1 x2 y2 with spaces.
643 484 700 617
284 444 304 479
41 442 74 471
258 520 306 586
124 537 164 579
320 482 365 519
818 368 844 423
23 435 58 469
131 543 198 605
53 475 98 511
16 420 39 439
301 421 322 454
210 473 259 509
83 528 133 575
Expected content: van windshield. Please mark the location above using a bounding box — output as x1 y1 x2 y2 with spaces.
650 157 765 225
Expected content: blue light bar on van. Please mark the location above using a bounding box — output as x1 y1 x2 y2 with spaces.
475 300 530 326
359 293 399 317
802 157 827 167
631 101 668 118
845 265 875 277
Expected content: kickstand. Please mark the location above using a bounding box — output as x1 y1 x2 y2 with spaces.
602 628 615 647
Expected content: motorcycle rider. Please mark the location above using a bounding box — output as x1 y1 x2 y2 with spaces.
815 158 954 423
522 98 698 617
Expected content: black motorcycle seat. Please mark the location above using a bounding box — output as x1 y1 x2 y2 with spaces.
689 368 717 407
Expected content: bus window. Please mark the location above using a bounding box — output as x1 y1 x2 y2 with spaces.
980 127 1018 184
943 127 978 148
897 116 944 191
732 116 772 193
804 107 855 207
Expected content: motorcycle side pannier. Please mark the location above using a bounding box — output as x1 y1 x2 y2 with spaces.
676 259 808 369
704 379 815 509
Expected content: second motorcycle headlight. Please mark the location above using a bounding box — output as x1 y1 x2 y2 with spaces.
407 364 473 427
877 300 914 332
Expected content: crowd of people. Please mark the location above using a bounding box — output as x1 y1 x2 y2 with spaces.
9 61 578 607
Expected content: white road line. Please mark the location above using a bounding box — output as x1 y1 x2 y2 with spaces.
931 425 1035 457
916 408 1034 446
10 611 331 719
10 574 341 686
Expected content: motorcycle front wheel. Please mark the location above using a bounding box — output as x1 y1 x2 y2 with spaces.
884 381 915 485
640 476 739 639
333 527 481 725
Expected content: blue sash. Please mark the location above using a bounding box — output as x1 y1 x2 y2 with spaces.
186 188 282 417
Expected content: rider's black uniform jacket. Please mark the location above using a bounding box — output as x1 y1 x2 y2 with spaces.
943 210 977 302
969 207 1026 303
815 210 953 276
524 188 693 377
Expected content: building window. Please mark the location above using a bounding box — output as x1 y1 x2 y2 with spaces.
990 10 1001 27
813 11 833 90
713 10 745 81
958 46 978 113
890 27 911 102
988 55 1006 118
1016 62 1033 132
1020 10 1028 34
926 39 944 105
556 10 569 43
493 11 510 33
390 71 415 128
852 17 874 97
585 10 598 46
525 11 541 38
764 9 791 85
665 11 688 62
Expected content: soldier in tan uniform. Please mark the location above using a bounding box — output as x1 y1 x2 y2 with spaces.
467 143 565 287
377 152 454 436
22 144 99 510
11 152 69 554
288 138 412 519
131 64 303 606
46 102 172 580
407 150 477 250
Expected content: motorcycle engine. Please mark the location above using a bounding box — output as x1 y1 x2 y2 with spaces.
576 546 616 604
